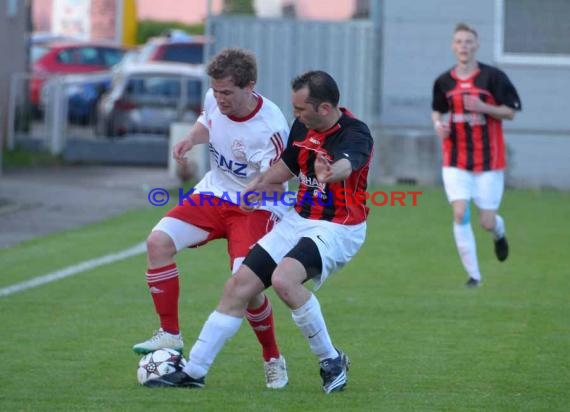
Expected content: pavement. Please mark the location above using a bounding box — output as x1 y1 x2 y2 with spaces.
0 165 180 249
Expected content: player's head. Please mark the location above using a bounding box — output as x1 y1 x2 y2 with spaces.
452 23 479 64
207 48 257 117
291 70 340 130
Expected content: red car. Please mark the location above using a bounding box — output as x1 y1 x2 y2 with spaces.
30 42 127 107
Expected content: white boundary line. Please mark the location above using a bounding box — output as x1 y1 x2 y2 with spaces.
0 242 147 298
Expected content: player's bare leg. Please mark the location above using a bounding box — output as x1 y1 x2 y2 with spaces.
479 209 508 262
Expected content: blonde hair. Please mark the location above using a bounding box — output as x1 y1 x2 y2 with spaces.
454 22 478 38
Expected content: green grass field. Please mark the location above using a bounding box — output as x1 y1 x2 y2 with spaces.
1 186 569 411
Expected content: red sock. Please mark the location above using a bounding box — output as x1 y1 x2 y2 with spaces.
146 263 180 334
246 295 280 361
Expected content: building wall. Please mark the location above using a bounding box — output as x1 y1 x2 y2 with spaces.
136 0 354 24
136 0 224 23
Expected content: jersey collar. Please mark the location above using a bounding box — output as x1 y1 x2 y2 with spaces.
228 92 263 122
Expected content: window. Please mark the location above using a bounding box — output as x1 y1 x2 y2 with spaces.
57 47 100 65
101 48 126 67
126 76 181 98
496 0 570 65
160 44 204 65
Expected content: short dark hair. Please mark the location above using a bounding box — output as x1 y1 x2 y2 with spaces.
454 22 478 38
291 70 340 110
207 48 257 88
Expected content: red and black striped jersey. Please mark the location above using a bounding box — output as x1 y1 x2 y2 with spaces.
432 62 521 171
281 109 373 225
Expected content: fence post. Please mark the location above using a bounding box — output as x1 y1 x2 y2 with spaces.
49 77 67 155
6 73 20 151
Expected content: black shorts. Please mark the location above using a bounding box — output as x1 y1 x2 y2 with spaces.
243 237 323 288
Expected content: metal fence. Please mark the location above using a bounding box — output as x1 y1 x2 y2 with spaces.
8 72 107 154
6 71 201 157
208 16 379 124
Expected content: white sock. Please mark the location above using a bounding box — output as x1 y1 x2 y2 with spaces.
291 294 337 361
493 215 505 239
183 311 243 378
453 222 481 281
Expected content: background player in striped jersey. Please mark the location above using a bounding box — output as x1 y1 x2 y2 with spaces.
133 48 289 388
431 23 522 287
144 70 373 393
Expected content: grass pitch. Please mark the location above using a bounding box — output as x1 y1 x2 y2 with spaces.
1 186 568 411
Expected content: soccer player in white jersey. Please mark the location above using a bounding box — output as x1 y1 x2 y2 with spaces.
132 48 289 389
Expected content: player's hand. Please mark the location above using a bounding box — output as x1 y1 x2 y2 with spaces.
434 121 451 140
315 153 333 183
240 190 261 212
240 178 262 212
172 138 195 165
463 95 486 113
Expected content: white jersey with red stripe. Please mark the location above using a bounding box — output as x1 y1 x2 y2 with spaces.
193 88 289 216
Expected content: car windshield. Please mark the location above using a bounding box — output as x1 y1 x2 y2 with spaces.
55 46 125 67
101 48 126 67
125 75 202 102
161 44 204 64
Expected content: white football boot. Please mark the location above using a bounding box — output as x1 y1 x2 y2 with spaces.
133 329 184 354
264 355 289 389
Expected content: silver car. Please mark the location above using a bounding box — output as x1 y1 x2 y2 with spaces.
95 62 204 137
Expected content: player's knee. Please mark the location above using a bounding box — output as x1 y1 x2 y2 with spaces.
454 205 470 225
271 271 293 299
146 230 176 260
223 271 259 307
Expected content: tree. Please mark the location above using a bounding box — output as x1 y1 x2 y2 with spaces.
224 0 254 15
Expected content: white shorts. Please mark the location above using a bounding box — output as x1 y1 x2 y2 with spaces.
442 167 504 210
257 208 367 290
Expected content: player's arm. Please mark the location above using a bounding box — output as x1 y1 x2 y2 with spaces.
432 111 451 139
318 126 373 183
250 159 293 191
314 154 351 183
431 78 451 138
241 160 294 211
172 122 209 164
462 96 516 120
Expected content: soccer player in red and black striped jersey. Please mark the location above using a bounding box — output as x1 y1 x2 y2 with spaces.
145 71 373 394
431 23 522 288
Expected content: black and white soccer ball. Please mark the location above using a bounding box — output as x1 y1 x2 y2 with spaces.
137 348 186 384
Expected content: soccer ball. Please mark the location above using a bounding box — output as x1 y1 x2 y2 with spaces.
136 348 186 384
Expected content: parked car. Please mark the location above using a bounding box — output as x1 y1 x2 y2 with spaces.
94 62 204 137
137 32 207 66
30 42 127 109
40 72 112 124
29 32 81 63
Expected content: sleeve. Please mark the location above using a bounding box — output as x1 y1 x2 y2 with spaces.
431 76 449 113
331 123 374 171
197 88 215 129
248 126 289 173
493 69 522 111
